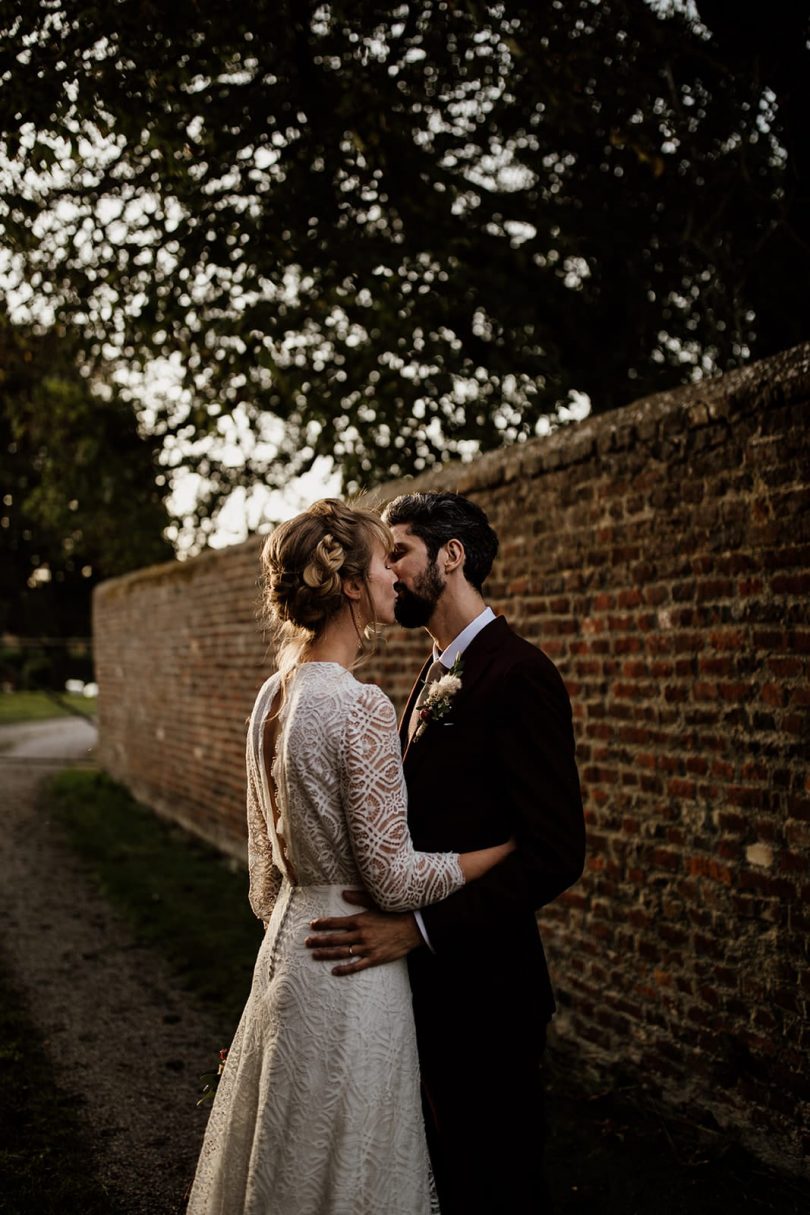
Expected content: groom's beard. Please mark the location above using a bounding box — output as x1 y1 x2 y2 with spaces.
394 561 445 628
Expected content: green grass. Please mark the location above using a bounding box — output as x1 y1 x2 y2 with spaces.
0 956 113 1215
47 769 260 1040
0 691 97 724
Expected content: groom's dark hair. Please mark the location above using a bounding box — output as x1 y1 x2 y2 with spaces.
381 491 499 591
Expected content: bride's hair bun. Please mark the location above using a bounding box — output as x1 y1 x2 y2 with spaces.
260 498 391 639
269 531 344 628
302 532 344 592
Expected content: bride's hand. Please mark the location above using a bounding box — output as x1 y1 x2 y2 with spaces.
459 836 516 882
493 836 516 861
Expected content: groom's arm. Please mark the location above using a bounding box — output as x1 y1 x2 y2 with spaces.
418 653 585 954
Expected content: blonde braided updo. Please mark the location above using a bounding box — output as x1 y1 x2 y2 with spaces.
260 498 392 671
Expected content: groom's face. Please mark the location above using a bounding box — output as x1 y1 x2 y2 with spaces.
389 524 446 629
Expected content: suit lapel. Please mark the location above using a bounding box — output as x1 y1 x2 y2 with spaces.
445 614 509 704
401 615 510 771
399 654 433 756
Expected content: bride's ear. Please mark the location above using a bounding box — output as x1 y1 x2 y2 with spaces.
342 576 364 602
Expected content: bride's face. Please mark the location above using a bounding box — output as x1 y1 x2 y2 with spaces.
365 542 398 626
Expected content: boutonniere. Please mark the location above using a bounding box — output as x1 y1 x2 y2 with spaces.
413 654 463 741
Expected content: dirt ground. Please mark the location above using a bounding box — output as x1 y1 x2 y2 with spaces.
0 719 216 1215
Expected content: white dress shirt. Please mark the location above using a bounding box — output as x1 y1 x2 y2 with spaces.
412 606 496 949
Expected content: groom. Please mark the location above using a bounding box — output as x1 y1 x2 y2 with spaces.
307 491 585 1213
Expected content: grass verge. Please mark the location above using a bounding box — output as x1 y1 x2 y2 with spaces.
48 769 260 1038
0 956 112 1215
0 691 97 724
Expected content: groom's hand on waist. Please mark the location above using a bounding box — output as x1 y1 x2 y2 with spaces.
305 891 422 976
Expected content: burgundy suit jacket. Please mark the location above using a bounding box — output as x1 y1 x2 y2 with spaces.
400 615 585 1030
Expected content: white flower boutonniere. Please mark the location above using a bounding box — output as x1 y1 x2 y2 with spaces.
413 653 463 741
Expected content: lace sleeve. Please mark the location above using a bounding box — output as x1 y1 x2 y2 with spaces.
341 683 464 913
246 722 283 924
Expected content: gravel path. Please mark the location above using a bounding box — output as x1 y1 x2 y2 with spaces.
0 719 220 1215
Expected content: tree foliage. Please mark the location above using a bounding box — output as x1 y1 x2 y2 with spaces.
0 309 173 645
0 0 807 516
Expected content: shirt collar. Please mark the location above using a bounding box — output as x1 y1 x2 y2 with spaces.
433 606 496 668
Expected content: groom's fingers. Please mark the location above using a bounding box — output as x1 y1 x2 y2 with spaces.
305 914 363 948
305 910 421 972
307 944 355 959
332 912 423 974
330 958 369 976
307 913 362 931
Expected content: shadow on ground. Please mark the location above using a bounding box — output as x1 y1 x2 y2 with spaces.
544 1076 809 1214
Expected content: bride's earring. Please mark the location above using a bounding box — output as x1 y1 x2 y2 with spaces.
348 600 365 649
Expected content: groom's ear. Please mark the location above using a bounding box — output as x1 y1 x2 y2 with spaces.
442 539 465 575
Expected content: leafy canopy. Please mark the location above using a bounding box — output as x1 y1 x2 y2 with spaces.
0 309 173 641
1 0 807 525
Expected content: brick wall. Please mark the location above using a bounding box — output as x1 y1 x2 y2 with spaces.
94 342 810 1173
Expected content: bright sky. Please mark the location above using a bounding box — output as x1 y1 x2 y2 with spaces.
176 459 342 551
162 392 589 553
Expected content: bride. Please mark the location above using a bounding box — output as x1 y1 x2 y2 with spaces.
186 498 513 1215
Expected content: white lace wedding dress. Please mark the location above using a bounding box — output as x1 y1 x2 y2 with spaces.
186 662 463 1215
